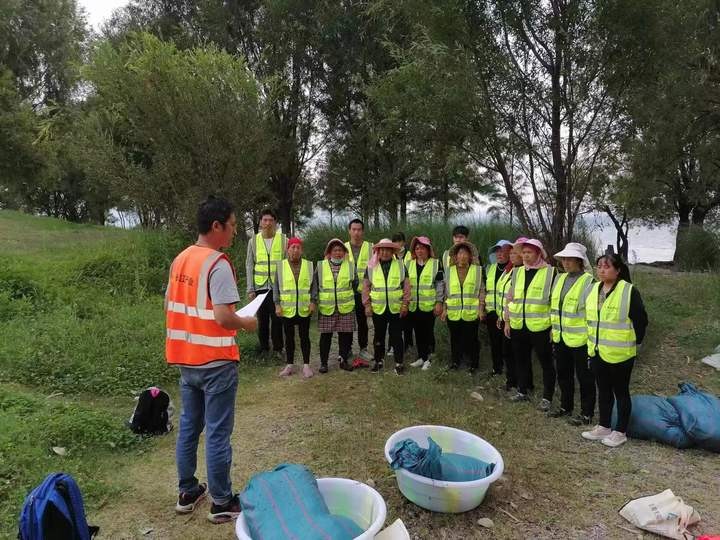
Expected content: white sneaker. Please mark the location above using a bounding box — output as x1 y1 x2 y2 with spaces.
601 431 628 448
582 425 612 441
421 360 431 371
359 348 372 361
387 347 394 357
410 358 425 368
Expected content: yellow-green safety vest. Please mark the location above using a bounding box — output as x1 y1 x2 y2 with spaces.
586 280 637 363
407 258 439 312
254 232 285 287
495 267 514 316
445 264 482 321
442 250 451 272
485 263 501 314
508 266 554 331
369 259 405 315
278 259 313 318
399 250 411 265
317 259 355 316
550 272 594 347
345 240 372 293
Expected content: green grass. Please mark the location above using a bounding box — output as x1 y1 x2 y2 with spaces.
1 209 719 538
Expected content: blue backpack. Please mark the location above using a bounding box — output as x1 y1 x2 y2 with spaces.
18 473 99 540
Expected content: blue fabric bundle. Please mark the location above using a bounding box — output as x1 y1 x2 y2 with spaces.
389 437 495 482
612 382 720 452
239 464 363 540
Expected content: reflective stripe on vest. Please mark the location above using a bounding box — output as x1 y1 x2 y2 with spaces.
586 280 636 363
550 272 594 347
445 264 481 321
408 258 438 312
369 259 404 315
345 240 372 293
317 259 355 316
485 263 498 313
495 268 513 316
254 232 284 287
165 245 239 366
278 259 313 318
508 266 554 331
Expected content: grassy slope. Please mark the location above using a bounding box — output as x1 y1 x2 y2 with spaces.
1 210 719 539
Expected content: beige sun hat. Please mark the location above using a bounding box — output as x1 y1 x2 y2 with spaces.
554 242 591 271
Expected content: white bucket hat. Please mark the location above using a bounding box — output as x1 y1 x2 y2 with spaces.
554 242 591 271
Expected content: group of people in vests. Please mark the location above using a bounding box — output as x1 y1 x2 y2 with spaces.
165 197 650 525
246 210 649 449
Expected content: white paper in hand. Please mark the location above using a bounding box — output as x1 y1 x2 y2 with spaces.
236 291 268 318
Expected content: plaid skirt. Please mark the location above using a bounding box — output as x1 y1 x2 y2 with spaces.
318 311 356 334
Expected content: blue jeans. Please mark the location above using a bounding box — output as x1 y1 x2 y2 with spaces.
176 363 238 505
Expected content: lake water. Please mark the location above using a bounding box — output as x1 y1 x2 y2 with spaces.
589 220 676 263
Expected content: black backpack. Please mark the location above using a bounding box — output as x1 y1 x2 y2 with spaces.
129 387 172 435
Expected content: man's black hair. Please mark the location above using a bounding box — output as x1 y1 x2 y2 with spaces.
452 225 470 237
259 208 277 221
348 218 364 230
197 196 234 234
391 232 406 243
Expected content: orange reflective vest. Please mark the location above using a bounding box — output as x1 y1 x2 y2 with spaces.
165 245 240 366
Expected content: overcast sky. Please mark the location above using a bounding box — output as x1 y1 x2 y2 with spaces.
79 0 128 30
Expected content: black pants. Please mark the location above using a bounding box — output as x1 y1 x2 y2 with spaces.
373 312 404 364
555 341 596 417
447 319 479 369
257 289 283 352
387 315 414 350
282 315 311 364
486 313 504 374
410 310 435 361
353 293 369 350
500 321 517 388
319 332 353 366
593 356 635 433
512 327 555 399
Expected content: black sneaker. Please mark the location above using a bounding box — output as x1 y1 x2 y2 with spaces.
319 364 328 374
371 361 383 373
568 414 592 426
509 391 529 402
175 483 207 514
338 357 354 372
468 366 478 375
547 407 571 418
207 494 241 524
394 363 405 375
448 363 459 371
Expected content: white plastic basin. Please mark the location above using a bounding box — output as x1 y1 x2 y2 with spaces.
235 477 387 540
384 425 504 513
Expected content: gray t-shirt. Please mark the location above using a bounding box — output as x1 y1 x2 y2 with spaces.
209 259 241 305
182 258 240 370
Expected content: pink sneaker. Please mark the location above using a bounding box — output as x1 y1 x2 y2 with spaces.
582 425 612 441
302 364 314 379
279 365 294 377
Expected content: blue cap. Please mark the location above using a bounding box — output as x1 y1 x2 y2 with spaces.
489 239 512 253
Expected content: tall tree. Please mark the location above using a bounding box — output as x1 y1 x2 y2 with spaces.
371 0 621 251
601 0 720 255
83 33 268 229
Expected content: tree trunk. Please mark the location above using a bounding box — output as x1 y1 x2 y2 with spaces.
673 202 692 264
399 177 408 225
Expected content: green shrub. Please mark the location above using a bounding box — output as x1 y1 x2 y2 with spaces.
675 227 720 271
300 220 519 263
